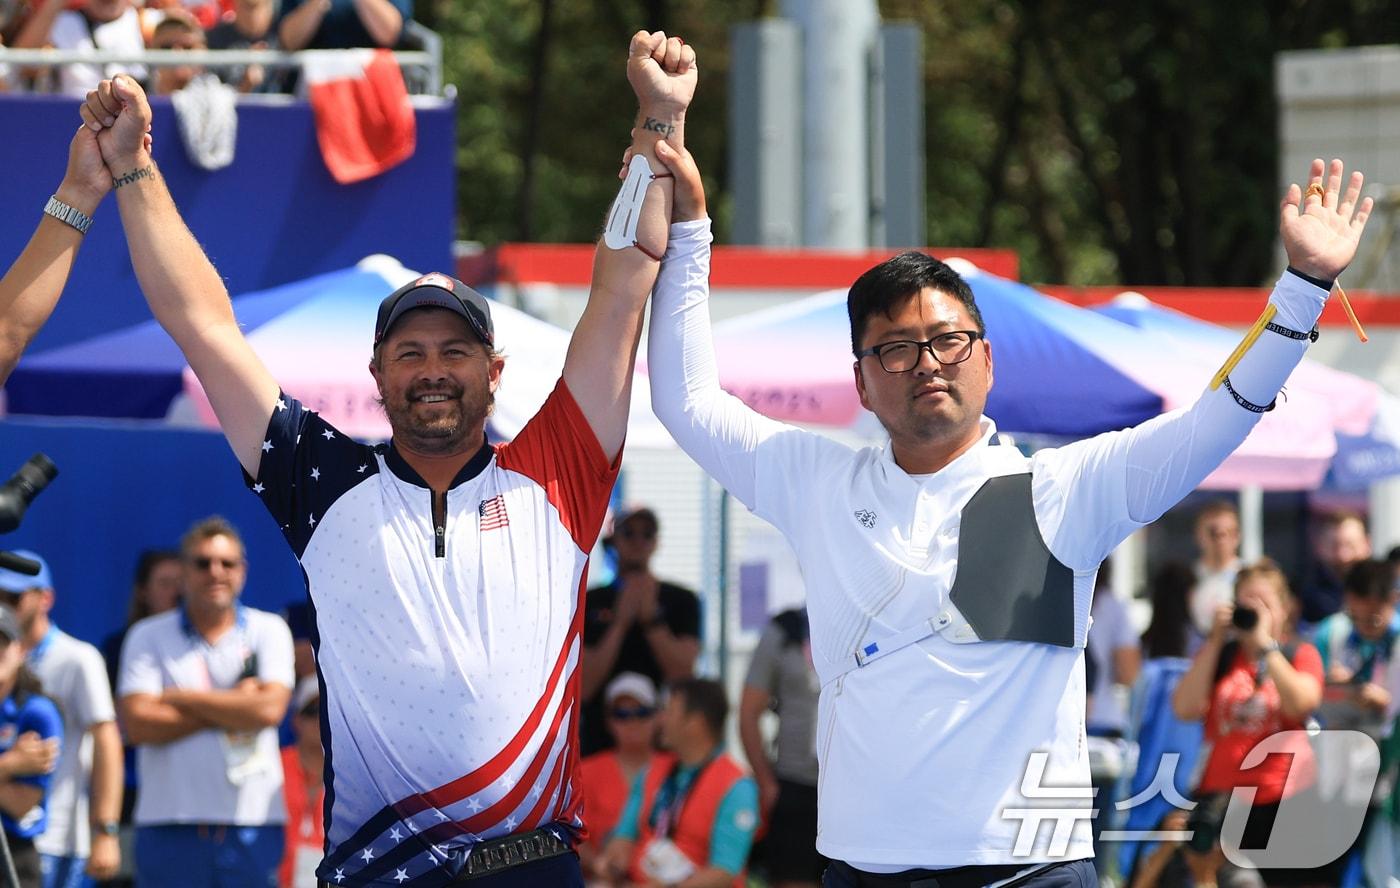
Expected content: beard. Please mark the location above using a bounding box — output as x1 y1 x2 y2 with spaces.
382 381 494 455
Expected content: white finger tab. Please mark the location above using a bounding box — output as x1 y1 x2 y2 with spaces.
604 154 655 251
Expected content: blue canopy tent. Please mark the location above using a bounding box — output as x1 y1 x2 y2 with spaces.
709 267 1166 438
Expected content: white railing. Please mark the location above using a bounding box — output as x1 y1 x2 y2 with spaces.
0 42 443 97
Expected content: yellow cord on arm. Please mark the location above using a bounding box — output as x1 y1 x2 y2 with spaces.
1210 303 1277 390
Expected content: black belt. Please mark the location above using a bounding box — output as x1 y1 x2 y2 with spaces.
453 827 572 881
315 828 572 888
829 859 1076 888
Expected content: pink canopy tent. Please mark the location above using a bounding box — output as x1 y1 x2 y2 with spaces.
698 263 1355 491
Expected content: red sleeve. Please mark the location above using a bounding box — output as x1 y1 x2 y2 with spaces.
496 379 621 552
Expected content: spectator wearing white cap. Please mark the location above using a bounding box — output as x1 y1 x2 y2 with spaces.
0 551 123 887
0 602 63 888
577 672 673 878
581 506 701 756
279 676 323 888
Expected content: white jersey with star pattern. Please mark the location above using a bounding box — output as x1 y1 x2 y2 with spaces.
246 381 617 887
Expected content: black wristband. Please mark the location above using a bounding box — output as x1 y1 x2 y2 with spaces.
1222 376 1276 413
1264 320 1319 343
1286 265 1335 292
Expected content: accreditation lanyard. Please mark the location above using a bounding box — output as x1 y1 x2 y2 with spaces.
650 754 719 840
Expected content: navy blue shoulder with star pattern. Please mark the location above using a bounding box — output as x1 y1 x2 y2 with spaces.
242 393 383 558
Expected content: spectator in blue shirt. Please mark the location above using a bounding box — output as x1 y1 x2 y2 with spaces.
0 603 63 888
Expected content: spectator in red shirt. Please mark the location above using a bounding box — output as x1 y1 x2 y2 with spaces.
279 677 323 888
1171 559 1324 886
578 672 672 878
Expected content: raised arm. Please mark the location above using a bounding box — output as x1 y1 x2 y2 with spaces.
646 142 798 510
560 31 694 462
1040 159 1375 569
81 75 279 475
0 127 110 385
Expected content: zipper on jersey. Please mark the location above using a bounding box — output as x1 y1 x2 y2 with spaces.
432 489 447 558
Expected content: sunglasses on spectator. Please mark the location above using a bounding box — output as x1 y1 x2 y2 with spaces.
609 705 655 721
191 556 243 571
618 526 656 541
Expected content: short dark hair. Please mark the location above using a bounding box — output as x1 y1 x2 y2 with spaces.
847 251 984 355
180 516 246 561
1343 559 1396 602
669 677 728 740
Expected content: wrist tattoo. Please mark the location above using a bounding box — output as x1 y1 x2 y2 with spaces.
641 117 676 138
113 164 154 189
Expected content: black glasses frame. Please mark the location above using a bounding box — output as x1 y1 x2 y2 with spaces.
856 330 984 373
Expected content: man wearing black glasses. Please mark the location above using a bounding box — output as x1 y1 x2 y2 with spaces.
645 138 1373 887
117 515 295 888
581 506 700 757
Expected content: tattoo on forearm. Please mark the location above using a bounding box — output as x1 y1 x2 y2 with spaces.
641 117 676 138
112 164 154 189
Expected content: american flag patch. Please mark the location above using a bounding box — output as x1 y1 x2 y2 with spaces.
478 495 510 531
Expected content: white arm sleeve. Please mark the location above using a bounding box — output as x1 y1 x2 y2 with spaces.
648 219 793 511
1036 270 1328 569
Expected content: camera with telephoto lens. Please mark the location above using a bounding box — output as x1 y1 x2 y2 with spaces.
1231 605 1259 632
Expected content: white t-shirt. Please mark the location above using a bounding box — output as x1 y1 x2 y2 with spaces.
118 606 294 826
47 8 147 98
28 627 116 858
647 218 1326 869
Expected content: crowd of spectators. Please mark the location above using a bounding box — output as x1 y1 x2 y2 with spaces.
0 0 413 95
0 494 1396 888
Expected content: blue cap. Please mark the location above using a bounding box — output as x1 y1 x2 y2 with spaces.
0 550 53 593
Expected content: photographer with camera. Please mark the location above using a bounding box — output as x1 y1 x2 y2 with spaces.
1170 560 1324 886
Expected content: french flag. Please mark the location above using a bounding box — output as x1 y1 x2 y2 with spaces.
302 49 417 184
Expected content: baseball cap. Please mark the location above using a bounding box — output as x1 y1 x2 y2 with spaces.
374 272 494 348
0 550 53 595
0 604 20 643
604 672 657 708
606 504 658 541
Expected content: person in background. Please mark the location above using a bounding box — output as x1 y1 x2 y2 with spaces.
11 0 145 97
147 11 205 95
97 549 180 888
276 0 408 51
1087 565 1142 737
598 678 758 888
117 516 294 888
206 0 282 93
1190 500 1243 639
1313 559 1400 888
1298 511 1372 628
582 506 701 756
279 677 322 888
1141 561 1199 662
100 550 182 694
738 607 824 888
0 603 63 888
0 553 123 887
1172 560 1325 887
577 673 672 879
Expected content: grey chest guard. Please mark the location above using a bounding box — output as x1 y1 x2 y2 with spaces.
947 473 1076 647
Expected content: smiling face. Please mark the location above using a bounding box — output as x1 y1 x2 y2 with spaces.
853 287 994 463
369 308 504 456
